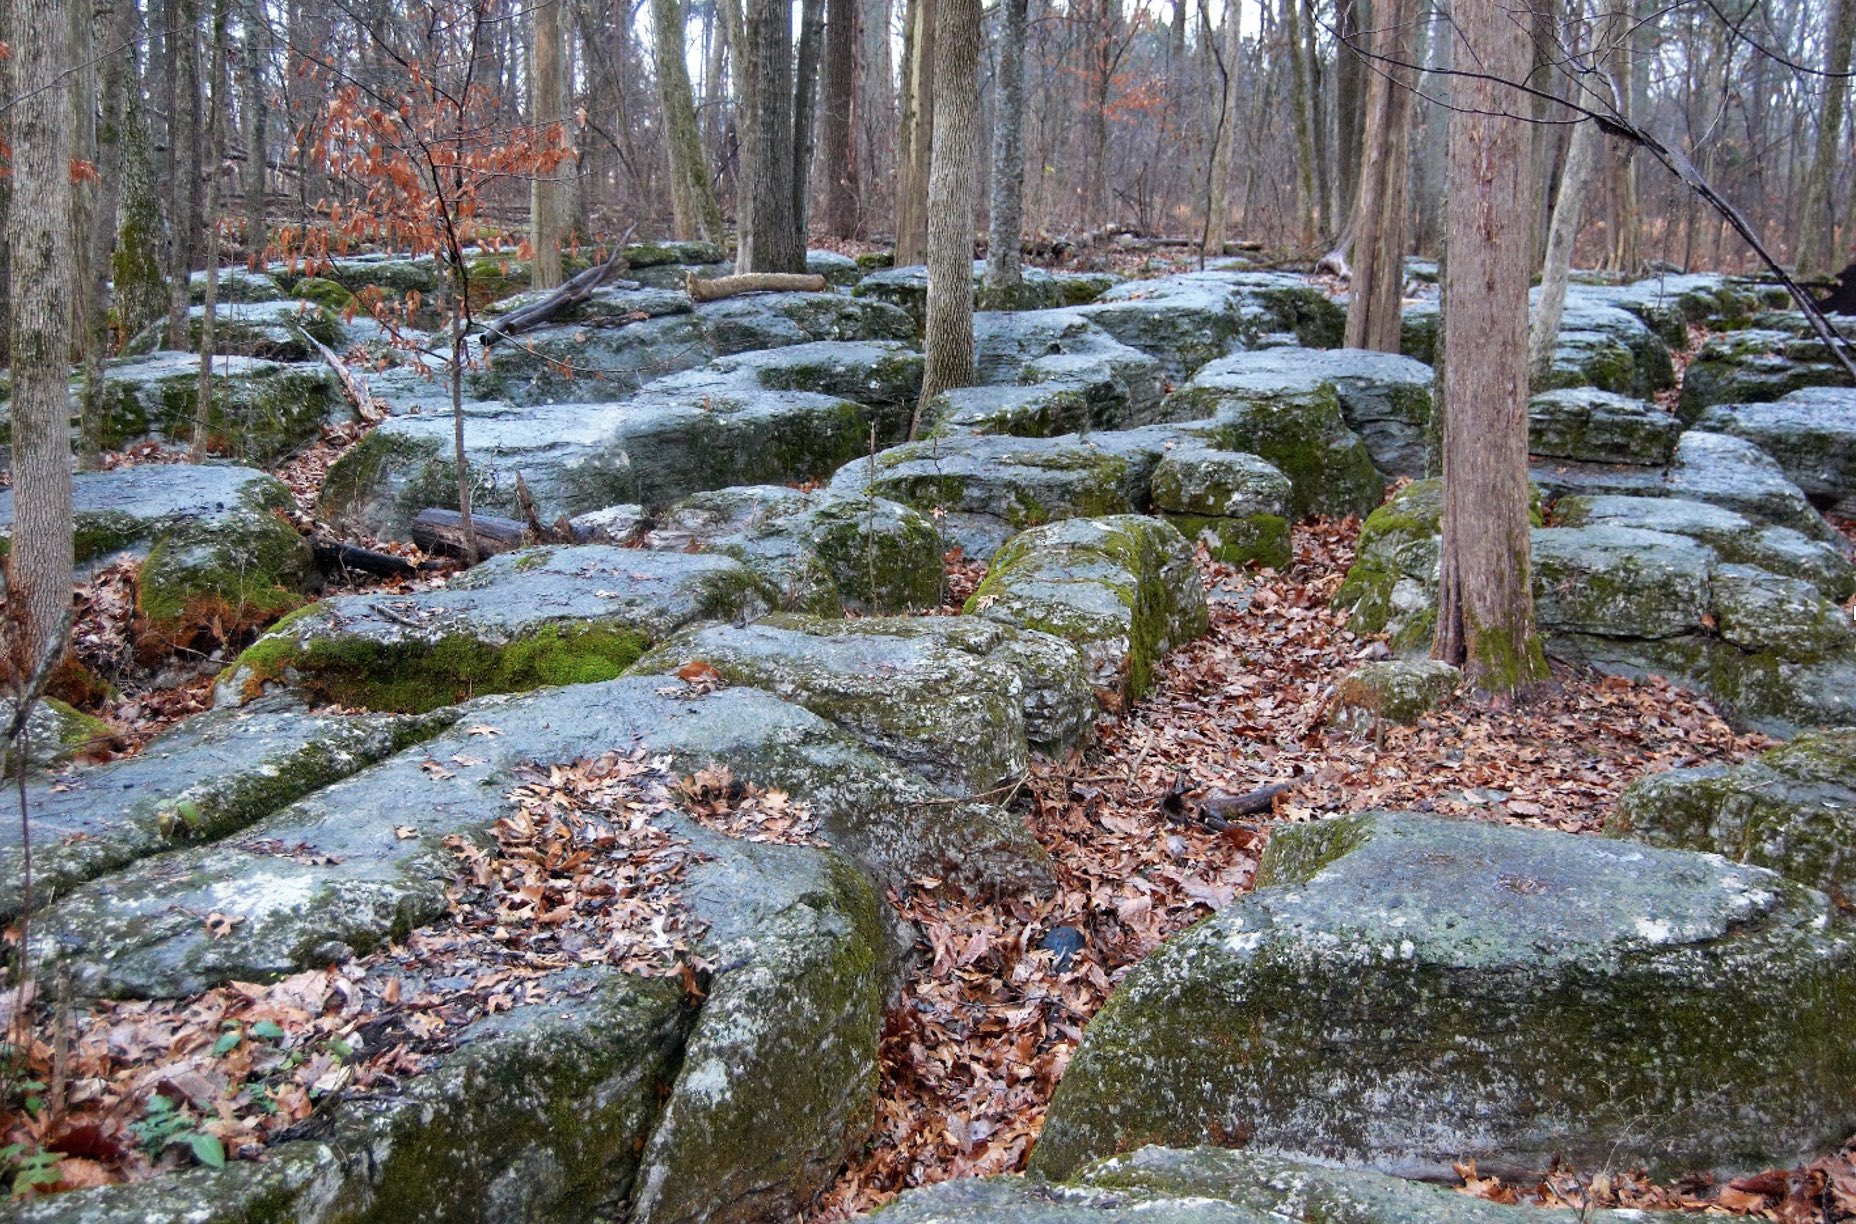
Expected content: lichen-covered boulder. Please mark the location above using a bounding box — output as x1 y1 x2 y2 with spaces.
854 262 1064 326
829 432 1135 558
1530 525 1715 638
1698 385 1856 516
1031 812 1856 1181
8 969 693 1224
1528 387 1680 466
1186 348 1435 480
1331 658 1459 728
973 309 1165 420
1552 494 1855 602
631 612 1093 795
0 698 112 776
1679 329 1851 420
1077 272 1343 381
123 299 343 361
921 382 1111 439
38 678 1030 1000
1537 300 1675 399
1611 730 1856 905
645 485 945 614
968 516 1210 701
1149 449 1293 567
0 699 453 922
876 1146 1657 1224
1162 376 1383 518
1666 430 1838 540
99 352 343 462
1593 273 1767 345
188 267 287 304
322 346 915 538
806 248 862 287
221 546 772 712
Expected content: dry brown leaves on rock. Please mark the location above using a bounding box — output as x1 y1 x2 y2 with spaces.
809 521 1767 1220
0 753 813 1198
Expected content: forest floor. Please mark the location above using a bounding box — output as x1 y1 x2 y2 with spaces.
808 521 1856 1221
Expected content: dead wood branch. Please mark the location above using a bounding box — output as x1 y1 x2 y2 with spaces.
685 272 829 301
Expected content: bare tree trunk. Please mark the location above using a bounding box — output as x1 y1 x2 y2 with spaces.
791 0 825 243
986 0 1027 287
1529 0 1625 381
166 0 201 349
243 0 269 260
114 66 169 342
1334 0 1365 226
1202 0 1241 256
915 0 980 428
1796 0 1854 278
1343 0 1415 353
736 0 805 270
530 0 568 289
1301 0 1329 233
653 0 726 242
71 0 106 469
193 0 231 458
1282 0 1318 245
1601 4 1639 273
1432 0 1548 696
1083 0 1114 229
820 0 860 235
6 0 77 674
857 0 894 232
893 0 935 264
1412 10 1448 254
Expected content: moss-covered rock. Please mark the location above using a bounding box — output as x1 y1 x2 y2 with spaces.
1162 379 1383 518
290 275 359 313
1666 430 1837 540
1149 450 1293 568
222 547 771 712
877 1145 1657 1223
1528 387 1681 466
187 267 286 304
974 310 1165 421
100 351 343 462
1188 348 1436 480
1077 272 1342 381
0 697 112 776
921 382 1105 439
968 515 1210 702
1031 811 1856 1182
1611 730 1856 905
631 613 1094 794
1536 300 1674 399
123 299 343 361
135 474 315 646
1679 329 1850 421
1698 385 1856 516
1331 658 1460 728
0 699 454 922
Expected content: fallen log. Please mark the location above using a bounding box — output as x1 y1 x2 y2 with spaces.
480 225 637 347
312 538 417 579
685 271 829 302
302 331 387 424
411 509 529 560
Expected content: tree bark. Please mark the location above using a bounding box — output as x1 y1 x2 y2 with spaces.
856 0 893 229
1796 0 1854 278
652 0 726 243
1343 0 1415 353
985 0 1027 288
820 0 860 236
735 0 805 271
1282 0 1318 245
1333 0 1366 226
1432 0 1548 696
165 0 201 349
915 0 980 430
1201 0 1242 257
242 0 269 260
893 0 935 265
1529 0 1625 382
530 0 569 289
1601 3 1639 273
113 62 169 342
791 0 826 243
193 0 231 458
6 0 77 674
687 271 828 299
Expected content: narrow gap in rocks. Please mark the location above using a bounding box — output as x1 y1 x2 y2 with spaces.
808 521 1773 1219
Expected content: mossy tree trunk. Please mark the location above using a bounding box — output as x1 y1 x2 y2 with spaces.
1795 0 1853 279
242 2 270 261
984 0 1026 289
893 0 935 266
1342 0 1414 353
651 0 724 244
6 0 77 675
1432 0 1549 697
914 0 979 431
112 67 170 343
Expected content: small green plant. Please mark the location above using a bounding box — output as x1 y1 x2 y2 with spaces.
130 1094 226 1168
1 1144 63 1196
